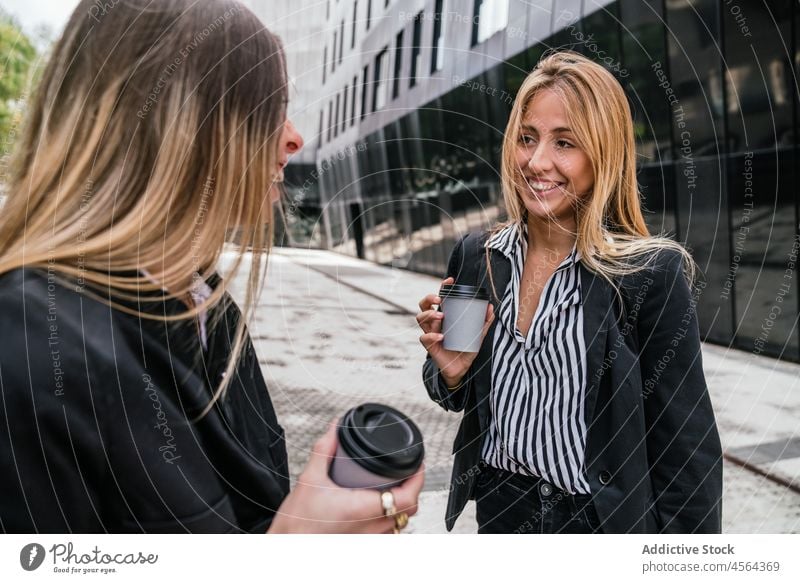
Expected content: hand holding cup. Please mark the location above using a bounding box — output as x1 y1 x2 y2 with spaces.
417 277 495 388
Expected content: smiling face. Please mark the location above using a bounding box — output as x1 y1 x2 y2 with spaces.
514 88 594 226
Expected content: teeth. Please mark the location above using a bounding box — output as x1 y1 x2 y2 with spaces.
530 181 561 191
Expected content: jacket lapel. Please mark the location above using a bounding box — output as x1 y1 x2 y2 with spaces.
579 262 613 427
473 245 512 434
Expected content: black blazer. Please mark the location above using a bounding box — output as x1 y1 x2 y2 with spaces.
0 268 289 533
423 232 723 533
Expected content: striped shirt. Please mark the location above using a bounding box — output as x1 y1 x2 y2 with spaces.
480 222 591 494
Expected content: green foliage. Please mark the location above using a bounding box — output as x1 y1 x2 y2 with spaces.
0 14 38 172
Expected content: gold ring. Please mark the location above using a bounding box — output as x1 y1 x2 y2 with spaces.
394 511 409 531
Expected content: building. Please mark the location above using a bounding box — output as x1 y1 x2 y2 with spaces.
246 0 328 246
261 0 800 363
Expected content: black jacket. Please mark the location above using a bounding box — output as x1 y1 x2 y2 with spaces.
423 232 723 533
0 268 289 533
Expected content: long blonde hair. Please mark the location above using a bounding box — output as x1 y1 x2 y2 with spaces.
492 50 697 300
0 0 287 415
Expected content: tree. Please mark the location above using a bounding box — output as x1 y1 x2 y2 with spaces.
0 12 38 184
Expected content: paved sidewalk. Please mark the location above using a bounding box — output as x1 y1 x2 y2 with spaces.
227 247 800 533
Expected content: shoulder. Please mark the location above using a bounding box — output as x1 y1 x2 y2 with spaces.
0 267 130 372
453 230 495 259
621 246 689 285
445 232 479 265
0 266 118 325
463 231 490 254
616 246 694 315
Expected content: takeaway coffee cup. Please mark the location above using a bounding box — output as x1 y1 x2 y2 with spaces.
439 283 489 353
329 403 425 489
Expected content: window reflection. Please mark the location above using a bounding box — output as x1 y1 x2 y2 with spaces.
315 0 800 360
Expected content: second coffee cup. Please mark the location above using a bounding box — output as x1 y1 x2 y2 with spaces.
439 283 489 353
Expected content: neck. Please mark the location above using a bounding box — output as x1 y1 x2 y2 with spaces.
525 214 578 257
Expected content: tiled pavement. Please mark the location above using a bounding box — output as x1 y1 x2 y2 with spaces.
222 246 800 534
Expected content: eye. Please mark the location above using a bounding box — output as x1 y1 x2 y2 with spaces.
555 139 574 149
519 134 536 145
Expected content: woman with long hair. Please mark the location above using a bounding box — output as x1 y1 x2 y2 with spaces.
0 0 422 533
417 51 721 534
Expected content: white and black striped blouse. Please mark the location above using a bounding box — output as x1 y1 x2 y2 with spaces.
480 222 591 494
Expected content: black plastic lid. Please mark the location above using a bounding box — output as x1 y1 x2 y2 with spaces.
337 403 425 480
439 283 489 301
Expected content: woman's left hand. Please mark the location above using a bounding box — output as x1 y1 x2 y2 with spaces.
267 419 425 534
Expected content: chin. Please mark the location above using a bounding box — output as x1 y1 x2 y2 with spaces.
267 188 281 203
519 190 570 220
523 201 572 223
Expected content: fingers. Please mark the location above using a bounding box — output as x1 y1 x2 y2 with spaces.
417 277 452 311
418 331 444 351
372 469 425 534
415 309 443 334
418 293 441 312
486 302 494 322
304 418 339 477
393 466 424 517
480 303 495 339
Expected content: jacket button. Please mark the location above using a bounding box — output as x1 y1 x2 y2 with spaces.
599 470 612 485
539 483 553 497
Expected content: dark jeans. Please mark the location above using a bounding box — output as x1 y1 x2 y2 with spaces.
474 462 602 534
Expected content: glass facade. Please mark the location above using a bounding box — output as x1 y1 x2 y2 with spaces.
317 0 800 362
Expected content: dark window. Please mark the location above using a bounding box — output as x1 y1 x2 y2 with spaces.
334 93 340 137
351 77 358 125
471 0 482 46
384 121 409 197
724 1 792 151
723 2 796 357
342 85 348 133
373 47 389 112
327 101 333 141
339 20 344 64
409 11 422 87
472 0 509 45
366 0 372 30
332 31 337 72
322 46 327 83
360 65 369 119
666 0 731 342
392 30 404 99
619 0 672 165
318 109 323 150
431 0 444 73
352 1 358 48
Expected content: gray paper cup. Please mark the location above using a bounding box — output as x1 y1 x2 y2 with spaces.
328 403 425 489
440 283 489 353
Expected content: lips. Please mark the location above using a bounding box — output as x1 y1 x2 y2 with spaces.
273 160 288 182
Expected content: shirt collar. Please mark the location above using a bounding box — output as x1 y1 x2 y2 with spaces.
485 222 582 268
485 222 524 260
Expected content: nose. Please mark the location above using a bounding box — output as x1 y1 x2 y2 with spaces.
283 120 304 155
527 140 554 174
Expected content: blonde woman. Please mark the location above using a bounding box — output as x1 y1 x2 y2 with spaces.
0 0 422 533
417 51 721 534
